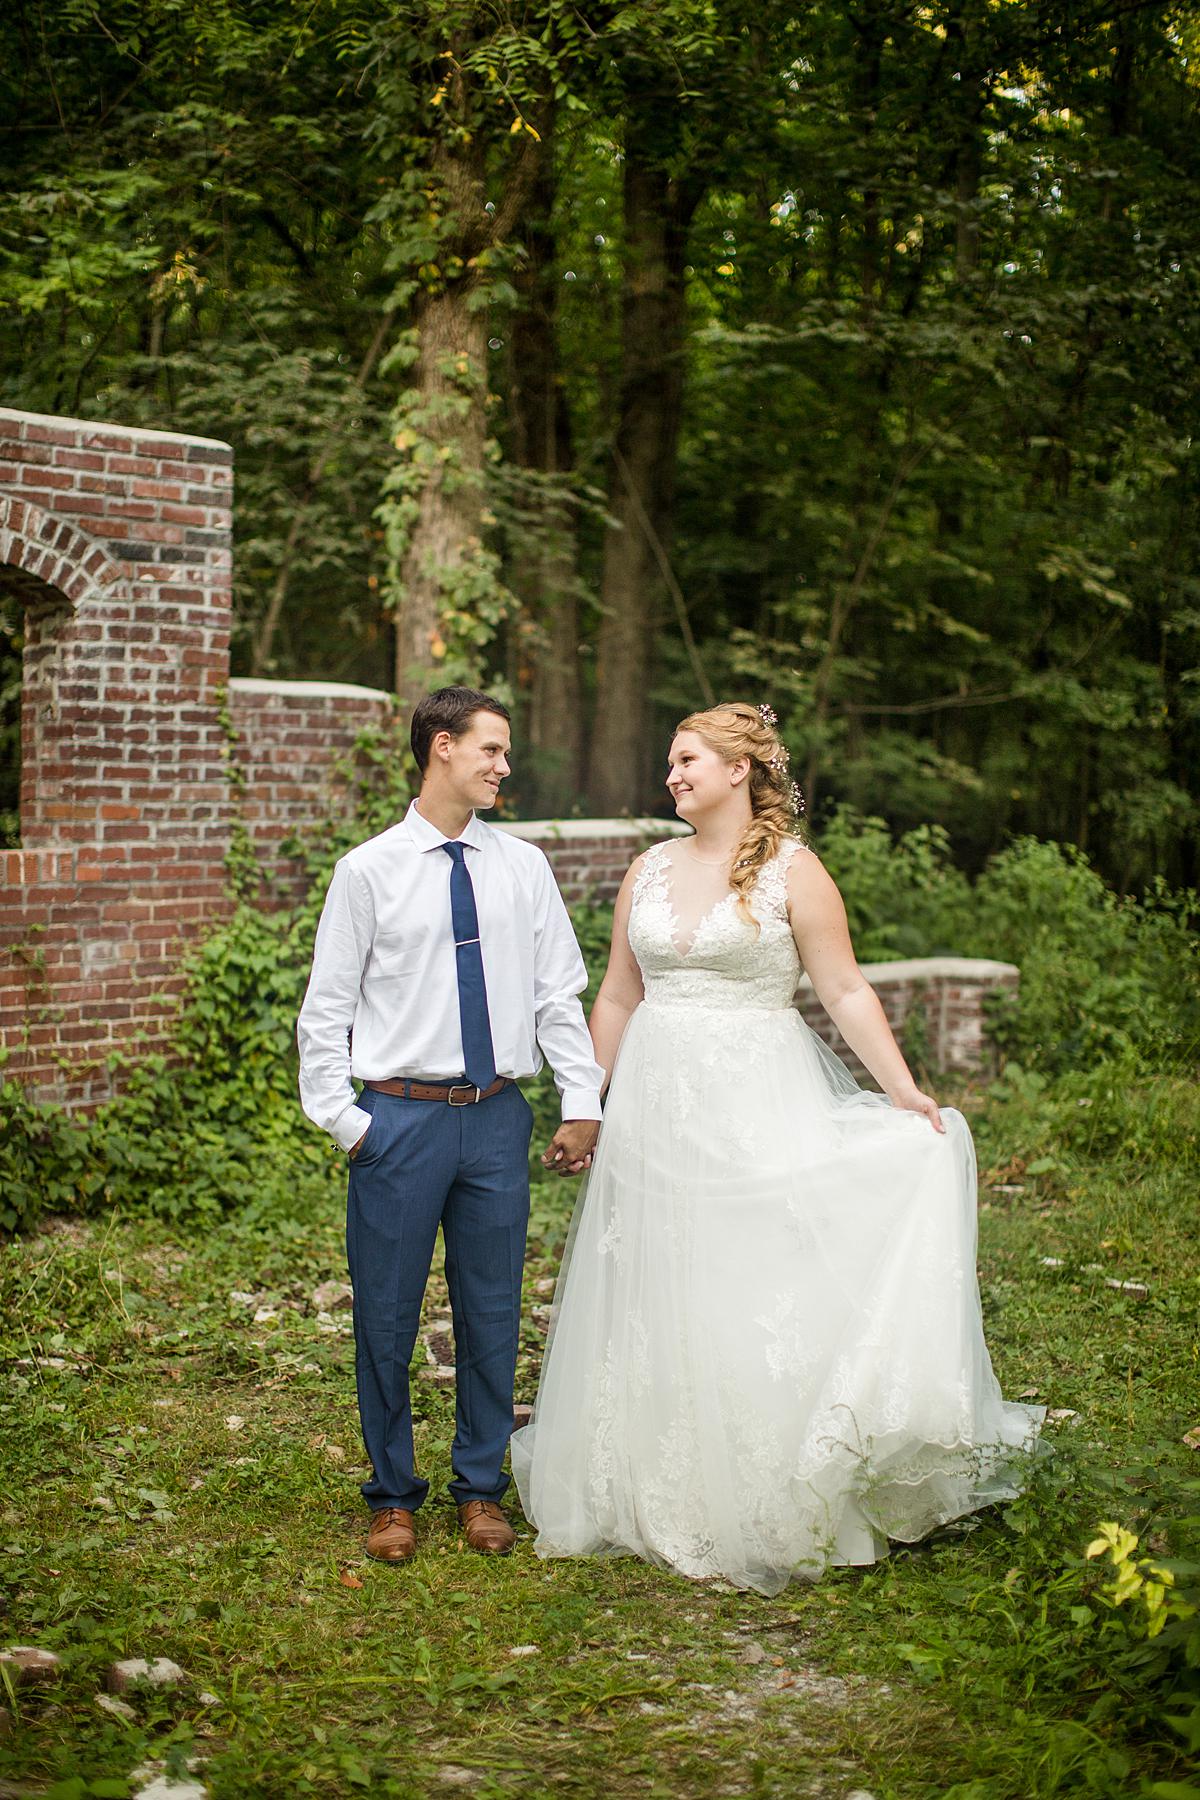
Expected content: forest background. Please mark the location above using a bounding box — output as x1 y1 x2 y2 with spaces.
2 0 1199 890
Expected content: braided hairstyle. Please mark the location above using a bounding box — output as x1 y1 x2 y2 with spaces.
674 702 804 929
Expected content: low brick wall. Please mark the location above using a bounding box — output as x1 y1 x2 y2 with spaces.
797 958 1019 1081
228 678 397 898
499 817 688 902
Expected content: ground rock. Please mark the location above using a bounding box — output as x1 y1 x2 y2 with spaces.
312 1279 354 1311
107 1657 188 1694
130 1771 208 1800
96 1693 137 1722
0 1646 61 1685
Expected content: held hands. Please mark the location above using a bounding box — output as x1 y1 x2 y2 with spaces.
541 1119 600 1177
887 1083 945 1134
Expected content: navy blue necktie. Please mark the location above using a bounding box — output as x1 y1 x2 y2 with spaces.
441 841 497 1091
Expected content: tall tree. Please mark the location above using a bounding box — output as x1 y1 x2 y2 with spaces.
504 128 587 814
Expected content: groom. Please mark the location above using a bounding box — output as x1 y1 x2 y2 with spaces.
297 686 602 1562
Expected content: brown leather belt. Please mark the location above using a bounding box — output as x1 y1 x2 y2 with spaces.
363 1076 509 1106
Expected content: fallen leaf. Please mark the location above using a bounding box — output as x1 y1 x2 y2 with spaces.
1183 1426 1200 1451
339 1568 364 1589
224 1415 245 1432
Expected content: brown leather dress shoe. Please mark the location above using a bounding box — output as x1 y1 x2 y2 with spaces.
366 1507 417 1562
457 1500 516 1555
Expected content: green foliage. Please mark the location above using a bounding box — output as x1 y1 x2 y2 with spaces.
817 807 973 960
816 809 1200 1076
0 903 338 1236
966 842 1200 1074
1 0 1197 878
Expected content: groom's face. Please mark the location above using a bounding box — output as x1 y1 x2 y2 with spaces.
444 710 512 811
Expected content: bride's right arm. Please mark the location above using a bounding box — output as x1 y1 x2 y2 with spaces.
588 861 646 1093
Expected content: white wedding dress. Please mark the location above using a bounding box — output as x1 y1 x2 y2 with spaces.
510 840 1042 1596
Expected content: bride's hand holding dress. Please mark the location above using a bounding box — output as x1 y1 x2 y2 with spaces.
780 842 945 1133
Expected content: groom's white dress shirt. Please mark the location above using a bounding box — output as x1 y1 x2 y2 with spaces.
298 801 605 1152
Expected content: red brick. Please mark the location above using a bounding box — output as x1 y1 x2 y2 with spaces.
20 466 74 490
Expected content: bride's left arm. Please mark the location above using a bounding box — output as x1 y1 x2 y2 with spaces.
786 851 944 1132
588 860 646 1093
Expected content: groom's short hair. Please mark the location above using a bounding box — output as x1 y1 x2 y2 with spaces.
410 686 512 773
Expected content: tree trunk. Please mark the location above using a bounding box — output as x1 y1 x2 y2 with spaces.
388 118 542 708
393 283 490 706
587 141 698 815
507 142 584 815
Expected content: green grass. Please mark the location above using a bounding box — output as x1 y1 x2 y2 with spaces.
0 1075 1197 1800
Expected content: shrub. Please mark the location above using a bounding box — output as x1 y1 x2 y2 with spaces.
816 807 973 961
964 840 1200 1074
0 903 340 1234
818 810 1200 1077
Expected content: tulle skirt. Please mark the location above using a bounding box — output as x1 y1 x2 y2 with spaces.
511 1000 1043 1596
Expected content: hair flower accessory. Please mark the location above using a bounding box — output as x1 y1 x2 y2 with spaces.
757 703 778 728
790 781 806 817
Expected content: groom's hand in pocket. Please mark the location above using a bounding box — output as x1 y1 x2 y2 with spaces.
541 1120 599 1176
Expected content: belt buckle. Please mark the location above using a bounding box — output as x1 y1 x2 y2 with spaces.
447 1083 478 1106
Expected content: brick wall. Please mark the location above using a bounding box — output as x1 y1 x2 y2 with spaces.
1 408 234 1104
0 405 1016 1103
499 817 688 903
797 959 1019 1081
228 678 397 899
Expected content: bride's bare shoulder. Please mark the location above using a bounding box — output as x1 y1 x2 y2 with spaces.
783 836 841 900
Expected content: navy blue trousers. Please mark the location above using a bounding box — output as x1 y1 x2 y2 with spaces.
346 1082 533 1512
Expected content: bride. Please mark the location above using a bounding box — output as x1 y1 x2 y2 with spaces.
511 702 1041 1596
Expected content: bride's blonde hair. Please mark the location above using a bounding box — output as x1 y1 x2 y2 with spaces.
674 701 803 927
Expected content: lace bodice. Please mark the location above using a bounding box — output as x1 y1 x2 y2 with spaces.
628 839 805 1011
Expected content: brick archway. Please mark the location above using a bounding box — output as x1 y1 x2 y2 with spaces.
0 497 129 848
0 494 126 610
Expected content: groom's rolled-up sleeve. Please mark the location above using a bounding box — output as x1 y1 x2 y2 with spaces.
297 857 375 1151
531 856 604 1121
